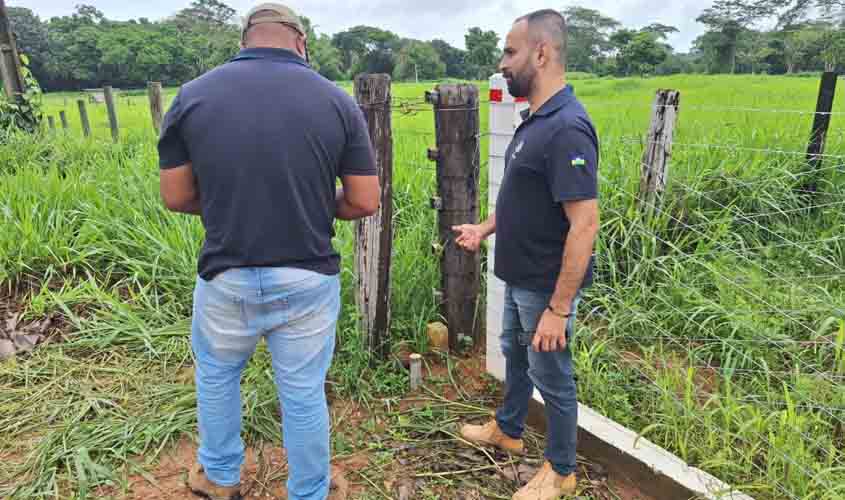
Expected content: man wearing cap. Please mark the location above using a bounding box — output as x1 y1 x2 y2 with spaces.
158 4 379 500
453 9 599 500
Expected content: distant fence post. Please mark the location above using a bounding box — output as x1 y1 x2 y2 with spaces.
59 110 68 131
77 99 91 138
353 73 393 361
147 82 164 135
801 71 838 197
639 89 680 214
426 83 481 352
103 85 119 142
46 115 55 131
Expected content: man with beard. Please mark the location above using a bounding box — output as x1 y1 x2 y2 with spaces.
453 9 599 500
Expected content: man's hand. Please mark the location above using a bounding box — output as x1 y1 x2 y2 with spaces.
532 309 568 352
452 224 485 252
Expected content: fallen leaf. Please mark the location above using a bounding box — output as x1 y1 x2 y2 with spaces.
12 334 41 353
5 312 20 333
396 479 415 500
0 339 15 360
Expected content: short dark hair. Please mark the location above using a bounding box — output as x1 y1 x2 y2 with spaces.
515 9 567 69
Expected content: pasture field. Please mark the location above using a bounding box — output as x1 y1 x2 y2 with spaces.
2 74 845 499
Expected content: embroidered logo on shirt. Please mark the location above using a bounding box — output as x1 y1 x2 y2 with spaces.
511 140 525 161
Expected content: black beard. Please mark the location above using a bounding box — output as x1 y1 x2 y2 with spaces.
505 69 534 98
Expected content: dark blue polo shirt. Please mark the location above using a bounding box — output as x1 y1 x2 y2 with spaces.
494 85 598 292
157 48 376 281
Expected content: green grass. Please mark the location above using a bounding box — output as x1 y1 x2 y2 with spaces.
2 74 845 499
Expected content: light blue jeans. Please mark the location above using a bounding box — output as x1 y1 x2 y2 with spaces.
191 267 340 500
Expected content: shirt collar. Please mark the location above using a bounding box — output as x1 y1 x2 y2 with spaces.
230 47 308 67
519 84 574 121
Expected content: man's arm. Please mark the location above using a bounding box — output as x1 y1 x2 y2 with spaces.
549 199 599 312
160 163 201 215
453 213 496 252
336 175 380 220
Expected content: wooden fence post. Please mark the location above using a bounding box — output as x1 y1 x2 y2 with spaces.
801 72 838 197
77 99 91 138
0 0 25 102
103 85 119 142
59 110 68 131
147 82 164 135
46 115 55 131
353 74 393 361
426 83 481 352
639 89 680 214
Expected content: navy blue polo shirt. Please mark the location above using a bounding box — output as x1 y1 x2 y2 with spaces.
157 48 376 281
494 85 599 292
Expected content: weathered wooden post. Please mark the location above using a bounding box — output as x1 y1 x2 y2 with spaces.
148 82 164 134
59 110 68 131
801 72 838 197
46 115 55 131
639 89 680 214
427 84 481 352
77 99 91 138
103 85 119 142
353 74 393 361
0 0 25 102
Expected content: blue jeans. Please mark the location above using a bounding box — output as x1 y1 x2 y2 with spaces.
495 285 581 476
191 267 340 500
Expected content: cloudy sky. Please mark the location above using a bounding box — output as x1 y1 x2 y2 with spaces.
10 0 719 52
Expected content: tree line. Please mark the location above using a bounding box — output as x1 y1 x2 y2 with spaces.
6 0 845 92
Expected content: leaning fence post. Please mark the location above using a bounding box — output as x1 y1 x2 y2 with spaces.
801 71 838 197
77 99 91 138
59 110 68 131
426 84 481 352
148 82 164 135
103 85 119 142
639 89 680 215
353 73 393 361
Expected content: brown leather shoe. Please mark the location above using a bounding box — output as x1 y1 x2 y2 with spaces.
460 420 525 454
328 465 349 500
188 463 243 500
511 461 576 500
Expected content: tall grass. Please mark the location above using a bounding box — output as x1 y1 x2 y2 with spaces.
2 75 844 499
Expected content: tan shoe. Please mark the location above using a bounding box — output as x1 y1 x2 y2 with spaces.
512 461 576 500
460 420 525 454
328 465 349 500
188 463 243 500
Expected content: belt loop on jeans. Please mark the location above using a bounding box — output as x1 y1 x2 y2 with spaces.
256 268 263 297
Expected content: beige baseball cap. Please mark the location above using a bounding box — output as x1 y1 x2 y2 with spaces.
241 3 305 40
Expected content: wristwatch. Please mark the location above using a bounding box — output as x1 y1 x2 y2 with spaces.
546 305 572 319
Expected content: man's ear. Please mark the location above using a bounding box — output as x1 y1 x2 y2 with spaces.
535 42 548 68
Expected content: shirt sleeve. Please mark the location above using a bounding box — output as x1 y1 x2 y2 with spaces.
545 119 599 203
339 102 377 177
157 90 190 170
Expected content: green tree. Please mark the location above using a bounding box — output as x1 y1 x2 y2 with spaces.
696 0 777 73
616 32 670 76
430 39 467 79
561 7 620 73
464 27 499 79
6 7 49 84
394 41 446 81
331 26 400 77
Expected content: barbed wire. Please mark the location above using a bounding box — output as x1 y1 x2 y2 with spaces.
596 178 845 385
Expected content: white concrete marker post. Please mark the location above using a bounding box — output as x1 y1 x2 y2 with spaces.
484 74 754 500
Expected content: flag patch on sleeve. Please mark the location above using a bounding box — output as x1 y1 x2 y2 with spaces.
570 154 587 168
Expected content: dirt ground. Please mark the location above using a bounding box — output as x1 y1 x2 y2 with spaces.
91 354 651 500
